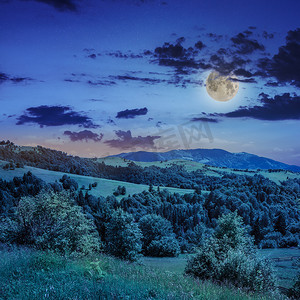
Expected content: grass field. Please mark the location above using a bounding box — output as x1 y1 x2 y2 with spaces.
0 160 195 198
0 247 286 300
142 248 300 289
97 157 300 185
260 248 300 288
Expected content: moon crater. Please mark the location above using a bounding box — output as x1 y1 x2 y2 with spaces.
206 71 239 102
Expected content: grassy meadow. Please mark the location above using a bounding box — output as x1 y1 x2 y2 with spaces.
0 246 286 300
97 157 300 185
0 160 195 199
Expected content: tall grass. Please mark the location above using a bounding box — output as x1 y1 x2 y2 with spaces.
0 246 286 300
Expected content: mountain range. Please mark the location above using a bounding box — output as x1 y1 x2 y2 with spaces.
110 148 300 172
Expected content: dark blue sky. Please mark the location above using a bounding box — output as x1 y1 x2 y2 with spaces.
1 0 300 165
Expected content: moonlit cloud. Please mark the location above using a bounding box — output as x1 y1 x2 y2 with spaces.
64 130 104 142
105 130 160 150
17 106 98 128
116 107 148 119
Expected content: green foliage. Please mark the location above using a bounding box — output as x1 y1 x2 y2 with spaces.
146 236 180 257
29 251 67 272
139 214 179 257
0 247 280 300
214 211 250 252
106 208 142 261
185 212 277 292
84 260 107 281
14 190 101 255
113 185 126 196
219 249 276 292
0 215 24 244
288 273 300 299
185 240 220 280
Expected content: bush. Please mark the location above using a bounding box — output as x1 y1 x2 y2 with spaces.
113 185 126 196
14 190 101 255
185 212 277 292
219 248 276 292
279 231 299 248
106 208 142 261
185 240 220 280
0 216 26 245
146 236 180 257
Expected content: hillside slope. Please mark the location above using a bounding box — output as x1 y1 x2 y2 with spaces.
111 148 300 172
0 160 195 198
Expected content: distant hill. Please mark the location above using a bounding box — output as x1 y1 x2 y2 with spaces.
0 160 195 198
110 148 300 172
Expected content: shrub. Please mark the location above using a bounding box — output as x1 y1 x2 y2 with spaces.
15 190 101 255
219 248 276 292
185 240 220 280
213 211 250 253
59 175 78 191
113 185 126 196
259 239 278 249
146 236 180 257
106 208 142 261
185 212 277 292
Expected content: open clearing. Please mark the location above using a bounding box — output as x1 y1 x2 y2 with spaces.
0 160 195 198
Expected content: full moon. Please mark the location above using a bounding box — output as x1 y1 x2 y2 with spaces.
206 71 239 102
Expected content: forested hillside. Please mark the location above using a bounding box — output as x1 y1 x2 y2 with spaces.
1 170 299 251
1 142 300 297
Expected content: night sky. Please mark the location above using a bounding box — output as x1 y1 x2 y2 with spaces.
1 0 300 165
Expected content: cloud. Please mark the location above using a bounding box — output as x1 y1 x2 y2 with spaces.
105 130 159 150
206 33 223 42
106 117 116 125
64 73 117 86
87 79 116 86
209 54 249 75
265 81 281 87
110 75 164 85
64 79 80 83
152 38 209 74
116 107 148 119
106 51 143 59
17 105 98 128
262 31 274 39
190 117 219 123
233 68 253 78
231 32 265 54
231 77 257 83
0 72 33 84
194 41 206 50
258 28 300 88
64 130 103 142
32 0 79 12
0 72 10 83
88 98 105 102
215 93 300 121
